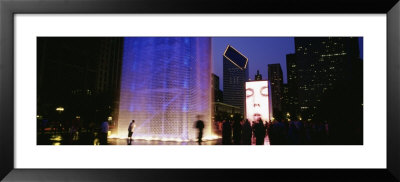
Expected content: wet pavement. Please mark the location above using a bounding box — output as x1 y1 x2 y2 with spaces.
108 138 223 145
37 131 270 145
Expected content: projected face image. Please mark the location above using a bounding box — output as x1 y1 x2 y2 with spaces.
245 81 270 123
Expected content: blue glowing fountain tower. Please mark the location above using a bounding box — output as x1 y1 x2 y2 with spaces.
118 38 212 141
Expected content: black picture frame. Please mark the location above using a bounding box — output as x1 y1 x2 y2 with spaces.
1 0 399 181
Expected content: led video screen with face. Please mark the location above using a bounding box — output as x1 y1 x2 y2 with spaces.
245 81 270 123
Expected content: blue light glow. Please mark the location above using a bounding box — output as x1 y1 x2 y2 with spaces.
118 37 212 140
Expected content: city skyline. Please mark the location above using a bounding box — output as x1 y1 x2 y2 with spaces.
37 37 364 145
212 37 363 90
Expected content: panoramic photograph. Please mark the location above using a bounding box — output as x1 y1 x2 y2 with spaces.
37 37 363 145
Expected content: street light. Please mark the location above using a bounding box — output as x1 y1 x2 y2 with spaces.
56 107 64 113
55 107 64 134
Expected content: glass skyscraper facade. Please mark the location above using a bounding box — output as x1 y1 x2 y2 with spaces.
289 37 361 119
268 63 284 118
223 45 249 114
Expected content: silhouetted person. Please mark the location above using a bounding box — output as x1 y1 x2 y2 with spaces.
324 121 330 144
38 118 45 135
232 120 242 145
254 119 266 145
296 120 306 145
268 120 276 145
241 119 252 145
88 121 95 134
127 120 136 145
314 121 327 144
222 120 232 145
273 118 287 145
304 121 312 144
71 118 80 142
195 116 205 145
288 121 299 145
100 120 109 145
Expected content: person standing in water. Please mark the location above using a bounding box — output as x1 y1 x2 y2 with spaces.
195 115 205 145
128 120 136 145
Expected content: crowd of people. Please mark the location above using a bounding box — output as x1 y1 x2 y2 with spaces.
216 118 330 145
37 116 111 145
38 115 331 145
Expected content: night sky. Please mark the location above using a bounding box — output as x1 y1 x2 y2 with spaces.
212 37 363 90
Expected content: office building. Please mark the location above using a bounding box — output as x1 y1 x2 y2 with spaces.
289 37 361 119
37 38 123 129
212 73 223 102
268 64 284 118
255 70 263 80
285 53 299 117
222 45 249 114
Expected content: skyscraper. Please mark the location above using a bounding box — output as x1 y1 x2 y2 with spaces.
223 45 249 114
290 37 361 119
268 64 284 118
37 38 123 130
96 38 123 95
281 83 290 118
212 74 223 102
285 53 299 116
96 38 124 132
255 70 263 80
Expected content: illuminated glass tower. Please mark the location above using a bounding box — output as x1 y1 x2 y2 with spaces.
212 73 223 102
223 45 249 114
285 53 299 117
118 37 212 141
291 37 361 119
268 63 283 118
